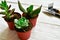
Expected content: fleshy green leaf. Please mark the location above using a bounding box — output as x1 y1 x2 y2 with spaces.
0 0 8 10
9 8 15 14
27 5 33 13
0 12 5 15
30 5 42 18
15 24 21 29
17 17 29 27
18 1 27 13
14 19 18 24
14 19 21 28
8 5 11 9
0 0 13 21
14 17 29 29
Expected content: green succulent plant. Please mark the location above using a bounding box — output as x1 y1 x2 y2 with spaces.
0 0 15 21
18 1 42 18
14 17 29 29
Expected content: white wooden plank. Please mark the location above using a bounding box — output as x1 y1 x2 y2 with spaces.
0 21 60 40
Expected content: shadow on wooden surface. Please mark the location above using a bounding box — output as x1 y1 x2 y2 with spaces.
0 27 20 40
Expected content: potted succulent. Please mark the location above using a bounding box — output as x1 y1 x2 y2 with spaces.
18 1 42 27
0 0 21 30
14 17 32 40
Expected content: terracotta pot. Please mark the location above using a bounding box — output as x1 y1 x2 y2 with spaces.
17 30 31 40
7 21 14 30
22 13 38 27
29 17 38 27
14 22 32 40
3 12 21 30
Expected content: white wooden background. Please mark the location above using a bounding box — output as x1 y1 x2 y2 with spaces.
0 0 60 40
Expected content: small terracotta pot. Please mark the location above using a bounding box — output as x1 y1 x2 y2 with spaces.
17 30 31 40
3 12 21 30
7 21 14 30
22 13 38 27
14 22 32 40
29 17 38 27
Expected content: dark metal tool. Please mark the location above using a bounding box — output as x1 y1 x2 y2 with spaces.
43 3 60 18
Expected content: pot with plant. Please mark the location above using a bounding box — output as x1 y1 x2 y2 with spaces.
18 1 42 27
0 0 21 30
14 17 32 40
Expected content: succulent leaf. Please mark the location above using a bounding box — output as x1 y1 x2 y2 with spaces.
18 1 27 13
14 19 18 24
9 8 15 14
8 5 11 9
0 12 5 15
30 5 42 18
0 0 16 21
14 17 29 29
0 0 8 10
27 5 33 13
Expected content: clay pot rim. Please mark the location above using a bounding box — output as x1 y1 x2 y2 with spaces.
3 12 21 22
14 22 33 32
22 13 38 19
15 26 33 32
17 29 31 33
29 15 38 19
